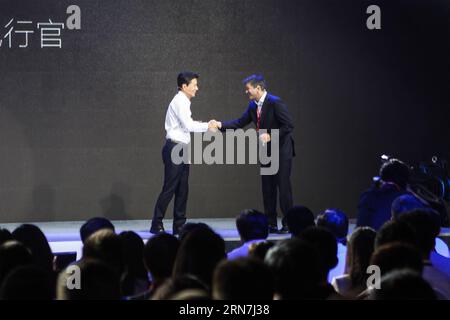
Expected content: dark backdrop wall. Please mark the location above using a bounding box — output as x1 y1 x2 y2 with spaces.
1 0 449 223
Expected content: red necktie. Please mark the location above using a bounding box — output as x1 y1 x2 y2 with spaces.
256 107 261 132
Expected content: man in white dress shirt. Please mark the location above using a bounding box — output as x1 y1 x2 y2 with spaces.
150 72 215 235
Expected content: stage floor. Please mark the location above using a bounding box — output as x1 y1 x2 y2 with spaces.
0 218 293 259
1 219 448 260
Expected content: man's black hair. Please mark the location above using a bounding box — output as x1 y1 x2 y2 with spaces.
379 159 410 189
242 74 266 90
177 71 199 90
236 209 269 242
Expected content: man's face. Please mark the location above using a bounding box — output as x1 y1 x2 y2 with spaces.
182 78 199 99
245 83 261 101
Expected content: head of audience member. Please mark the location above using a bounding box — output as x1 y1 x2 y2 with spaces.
374 220 417 249
0 229 13 246
379 158 410 190
299 227 338 283
151 274 209 300
178 222 212 243
236 209 268 243
248 241 275 261
369 269 436 300
345 227 377 290
265 238 322 299
170 289 210 300
212 257 274 300
370 242 423 277
172 227 226 289
79 217 115 243
0 241 33 286
316 208 349 245
0 265 54 300
57 258 121 300
119 231 148 296
391 194 429 220
12 224 53 273
82 229 123 276
286 205 315 237
144 233 180 289
397 209 441 260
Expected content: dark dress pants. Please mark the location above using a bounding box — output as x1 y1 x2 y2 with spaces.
152 140 189 232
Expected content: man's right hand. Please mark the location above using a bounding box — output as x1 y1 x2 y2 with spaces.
208 120 222 131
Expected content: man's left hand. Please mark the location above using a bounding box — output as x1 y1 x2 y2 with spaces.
259 133 271 143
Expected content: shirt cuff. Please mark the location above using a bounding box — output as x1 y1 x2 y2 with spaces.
200 122 209 132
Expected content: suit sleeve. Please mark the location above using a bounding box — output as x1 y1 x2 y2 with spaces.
273 98 294 139
219 105 253 131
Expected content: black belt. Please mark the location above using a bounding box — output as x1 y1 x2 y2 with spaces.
167 138 186 144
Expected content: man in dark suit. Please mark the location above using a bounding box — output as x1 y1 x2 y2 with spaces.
356 158 410 230
213 75 295 233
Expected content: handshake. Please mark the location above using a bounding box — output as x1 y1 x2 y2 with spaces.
206 120 271 144
207 120 222 132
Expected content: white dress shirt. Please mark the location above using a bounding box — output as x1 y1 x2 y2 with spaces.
328 242 347 283
256 91 267 115
227 239 266 260
165 91 208 144
435 237 450 258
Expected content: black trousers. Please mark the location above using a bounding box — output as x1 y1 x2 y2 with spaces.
261 158 293 228
152 140 189 232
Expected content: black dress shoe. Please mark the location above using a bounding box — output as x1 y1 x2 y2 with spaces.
172 223 185 237
150 225 165 234
278 226 289 234
268 226 279 234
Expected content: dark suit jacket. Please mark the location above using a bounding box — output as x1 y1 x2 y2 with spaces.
356 184 410 230
220 93 295 159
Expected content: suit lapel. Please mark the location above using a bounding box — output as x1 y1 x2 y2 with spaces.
259 93 270 128
251 101 258 124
